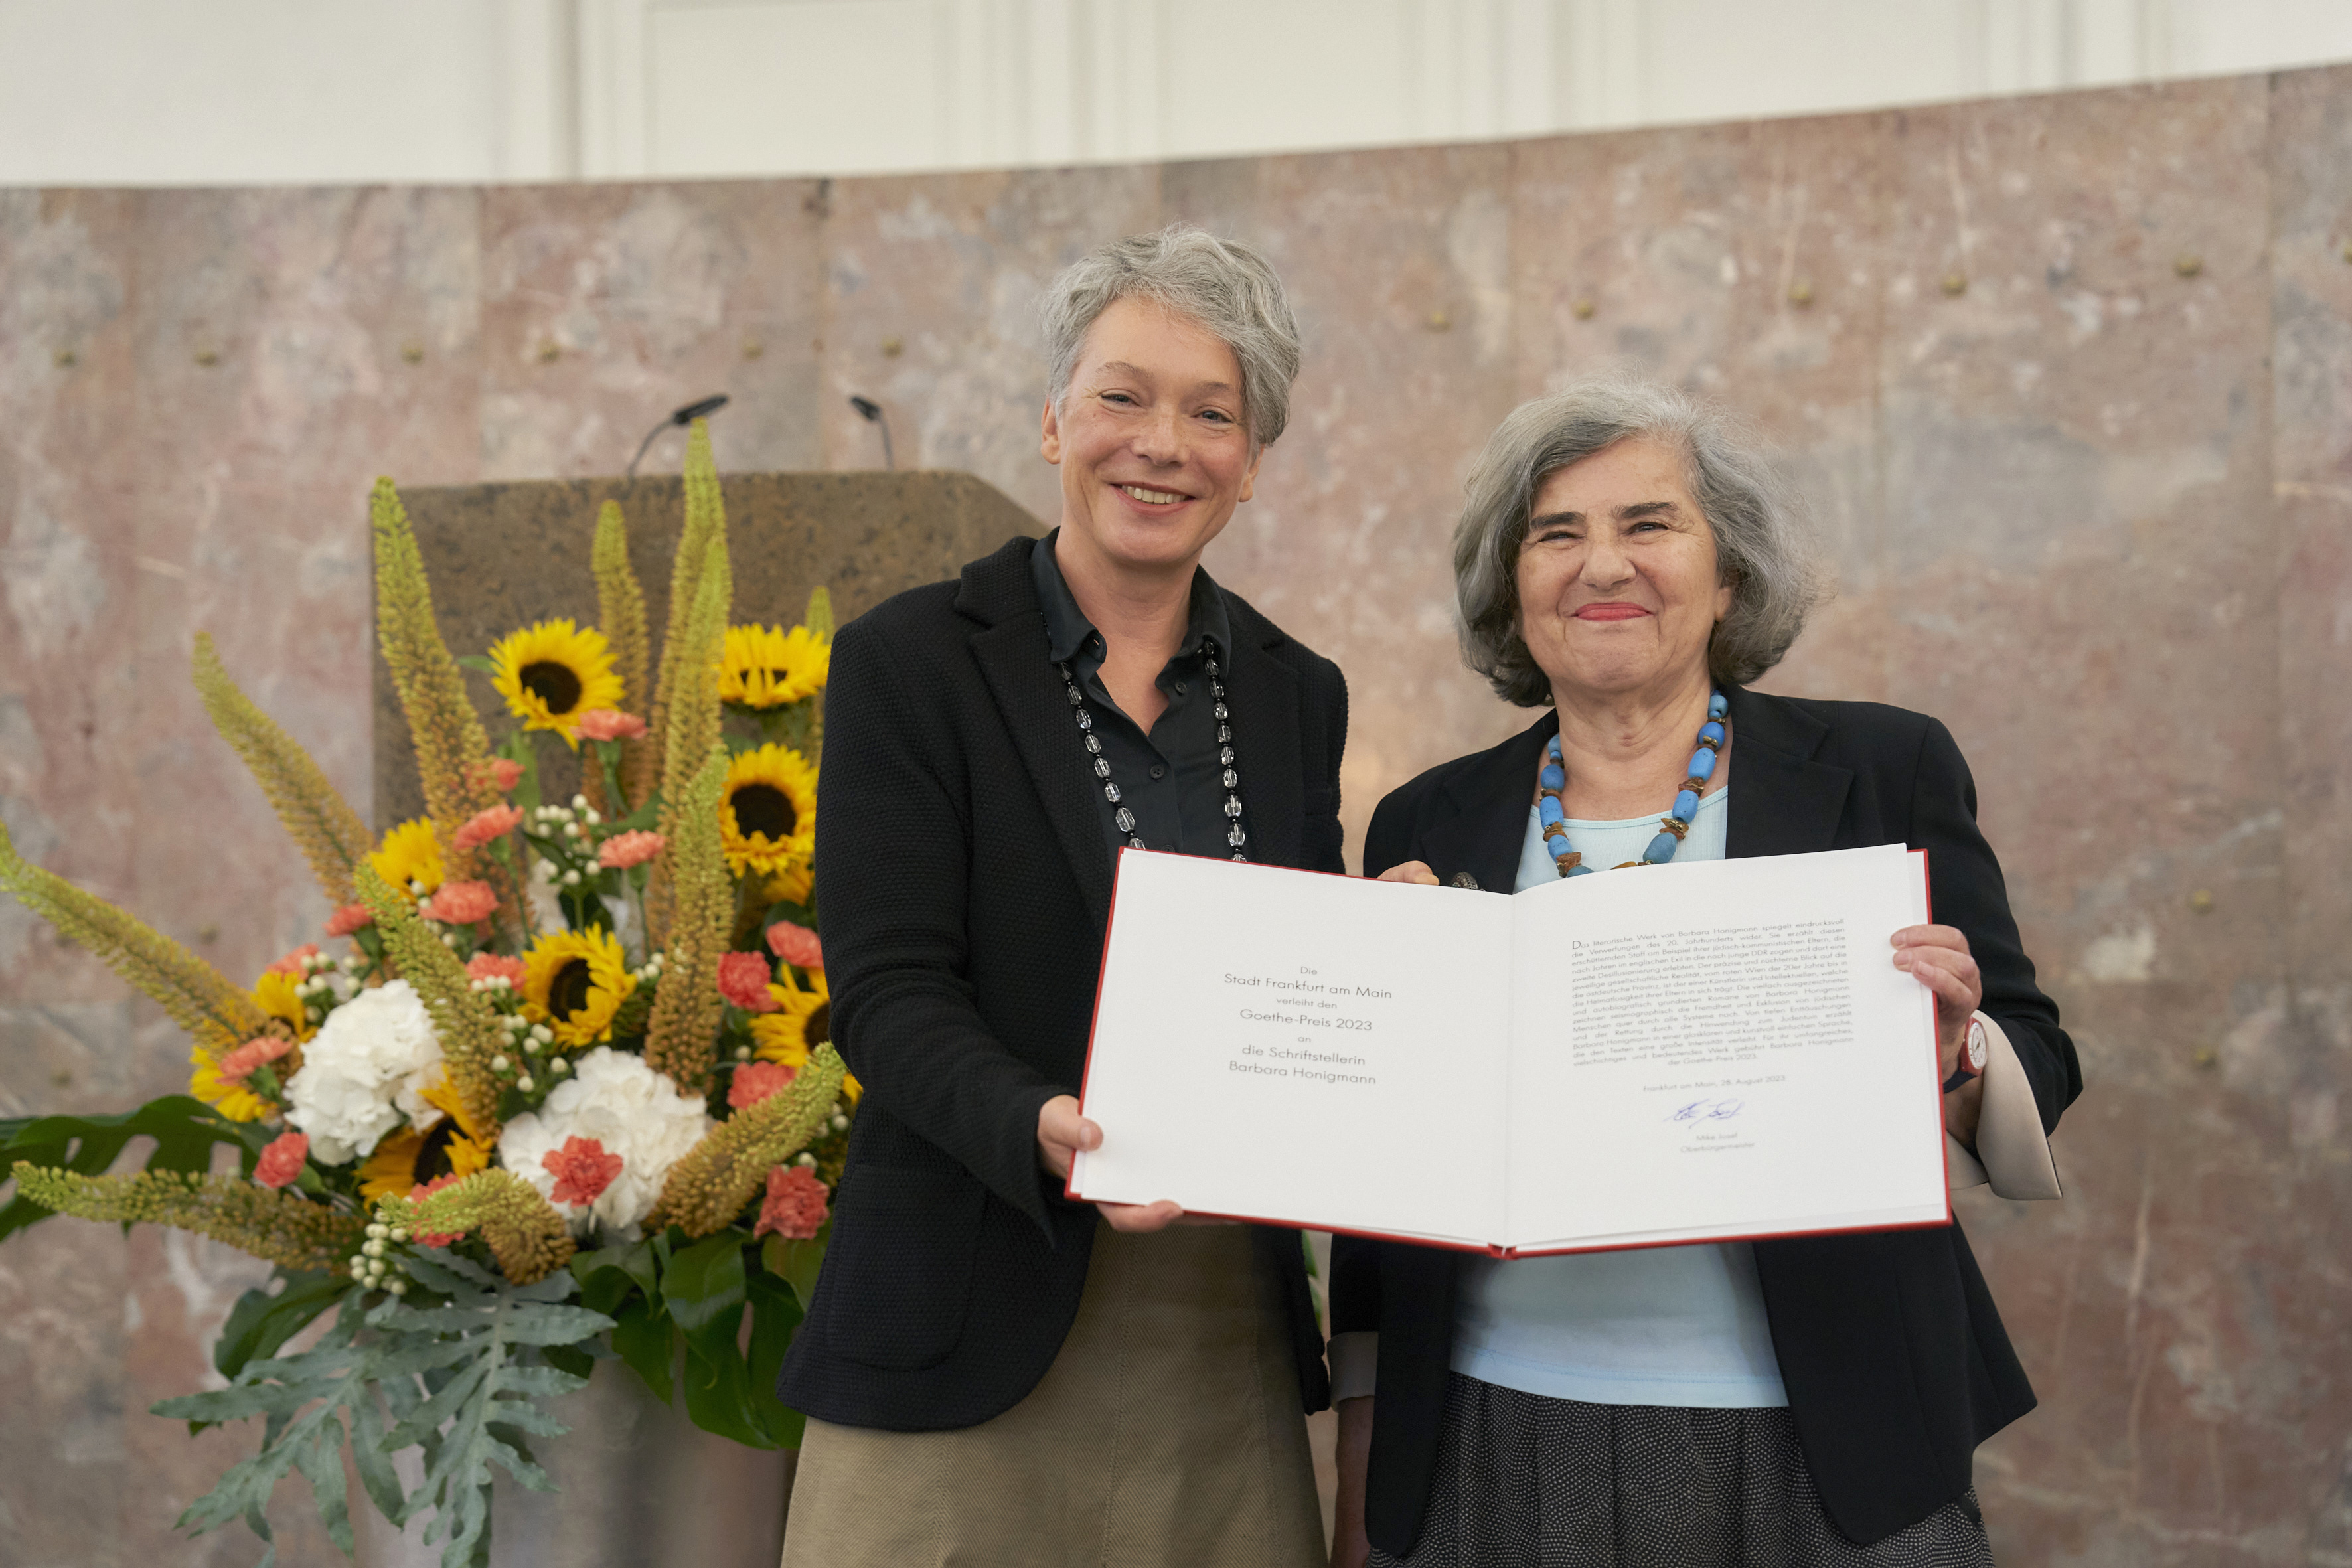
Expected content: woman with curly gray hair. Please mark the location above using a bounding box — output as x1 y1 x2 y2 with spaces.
1328 378 2080 1567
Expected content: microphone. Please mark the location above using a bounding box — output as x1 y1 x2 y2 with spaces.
848 394 895 471
626 394 732 478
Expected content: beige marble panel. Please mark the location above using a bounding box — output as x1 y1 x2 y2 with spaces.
1873 79 2319 1566
480 180 826 481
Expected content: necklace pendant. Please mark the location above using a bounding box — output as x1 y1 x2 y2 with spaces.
1115 807 1135 833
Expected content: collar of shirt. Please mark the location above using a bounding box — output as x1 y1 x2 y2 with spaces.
1030 528 1233 669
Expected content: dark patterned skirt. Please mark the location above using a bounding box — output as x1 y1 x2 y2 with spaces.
1369 1375 1994 1568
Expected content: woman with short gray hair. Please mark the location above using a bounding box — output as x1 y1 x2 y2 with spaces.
1329 378 2080 1566
778 223 1341 1567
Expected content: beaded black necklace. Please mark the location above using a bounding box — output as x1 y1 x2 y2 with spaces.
1056 644 1249 861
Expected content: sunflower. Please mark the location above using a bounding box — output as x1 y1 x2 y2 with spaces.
757 862 814 909
488 619 625 747
520 925 638 1048
720 744 818 877
358 1077 493 1202
751 967 860 1104
252 969 316 1042
189 1047 272 1122
718 623 831 710
365 819 445 901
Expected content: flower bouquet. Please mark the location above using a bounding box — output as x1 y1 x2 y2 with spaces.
0 424 852 1567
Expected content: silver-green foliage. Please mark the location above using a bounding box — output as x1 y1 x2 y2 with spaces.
152 1249 615 1568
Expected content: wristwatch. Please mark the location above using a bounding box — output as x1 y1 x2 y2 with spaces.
1941 1016 1989 1095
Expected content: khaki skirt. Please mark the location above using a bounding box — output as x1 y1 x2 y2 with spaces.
780 1220 1325 1568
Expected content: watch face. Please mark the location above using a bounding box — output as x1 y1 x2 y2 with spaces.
1966 1020 1989 1073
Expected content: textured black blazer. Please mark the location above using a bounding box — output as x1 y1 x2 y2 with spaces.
1336 684 2082 1553
779 534 1346 1429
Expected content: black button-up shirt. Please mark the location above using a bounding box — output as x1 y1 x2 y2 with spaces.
1032 531 1239 859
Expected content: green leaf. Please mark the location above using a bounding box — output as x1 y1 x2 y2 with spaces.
661 1233 747 1355
214 1268 350 1379
0 1095 260 1241
744 1265 808 1449
679 1338 779 1449
571 1238 657 1316
540 1342 595 1381
609 1293 676 1406
457 654 502 676
760 1229 829 1315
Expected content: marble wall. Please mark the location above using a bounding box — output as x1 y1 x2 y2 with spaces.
3 64 2348 1567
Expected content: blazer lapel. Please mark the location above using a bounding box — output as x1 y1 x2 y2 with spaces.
1722 684 1853 860
962 544 1119 929
1419 711 1557 892
1223 623 1304 869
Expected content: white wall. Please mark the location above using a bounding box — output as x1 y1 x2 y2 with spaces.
2 0 2349 187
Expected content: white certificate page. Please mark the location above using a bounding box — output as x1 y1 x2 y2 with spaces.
1071 850 1513 1247
1503 844 1949 1251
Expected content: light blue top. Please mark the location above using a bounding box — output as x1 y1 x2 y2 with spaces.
1450 787 1791 1409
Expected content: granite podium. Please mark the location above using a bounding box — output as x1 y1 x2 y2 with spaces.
355 470 1036 1568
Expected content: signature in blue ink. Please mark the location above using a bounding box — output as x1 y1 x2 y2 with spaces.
1666 1097 1746 1124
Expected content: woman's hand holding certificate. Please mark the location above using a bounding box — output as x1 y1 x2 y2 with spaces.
1068 844 1954 1255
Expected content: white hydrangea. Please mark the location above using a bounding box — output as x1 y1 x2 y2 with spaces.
283 979 447 1164
496 1046 712 1239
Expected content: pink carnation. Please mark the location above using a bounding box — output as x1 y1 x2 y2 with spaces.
325 902 374 937
254 1131 309 1190
575 708 648 742
469 757 526 794
752 1164 830 1241
453 803 524 852
717 951 780 1012
421 880 498 925
467 953 527 986
729 1060 798 1109
543 1137 624 1208
766 923 824 970
218 1035 293 1083
598 830 666 870
265 943 321 977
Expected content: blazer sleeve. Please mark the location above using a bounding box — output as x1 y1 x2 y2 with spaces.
814 617 1067 1236
1910 718 2084 1134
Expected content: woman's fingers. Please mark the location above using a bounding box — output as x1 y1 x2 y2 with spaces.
1036 1094 1103 1178
1375 860 1441 885
1891 923 1972 957
1098 1199 1184 1233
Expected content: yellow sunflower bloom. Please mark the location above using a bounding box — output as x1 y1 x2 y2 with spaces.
720 744 817 878
488 619 625 747
365 819 445 902
252 969 316 1042
757 863 814 909
520 925 638 1048
358 1077 492 1201
188 1047 270 1122
718 623 831 710
751 968 860 1104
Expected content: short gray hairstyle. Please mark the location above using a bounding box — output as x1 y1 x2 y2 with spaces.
1039 224 1302 449
1454 377 1826 705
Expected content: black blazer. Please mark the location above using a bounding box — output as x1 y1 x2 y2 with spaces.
779 535 1346 1429
1336 685 2082 1553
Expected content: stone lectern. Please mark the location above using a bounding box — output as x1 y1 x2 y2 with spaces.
356 472 1036 1568
374 470 1042 831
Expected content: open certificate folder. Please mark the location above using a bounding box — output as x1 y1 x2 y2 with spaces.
1068 844 1951 1255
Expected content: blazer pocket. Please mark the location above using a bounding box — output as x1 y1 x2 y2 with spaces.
820 1162 987 1372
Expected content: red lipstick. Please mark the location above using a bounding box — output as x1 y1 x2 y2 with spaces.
1575 603 1651 621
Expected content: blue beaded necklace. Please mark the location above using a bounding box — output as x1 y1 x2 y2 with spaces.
1538 690 1728 876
